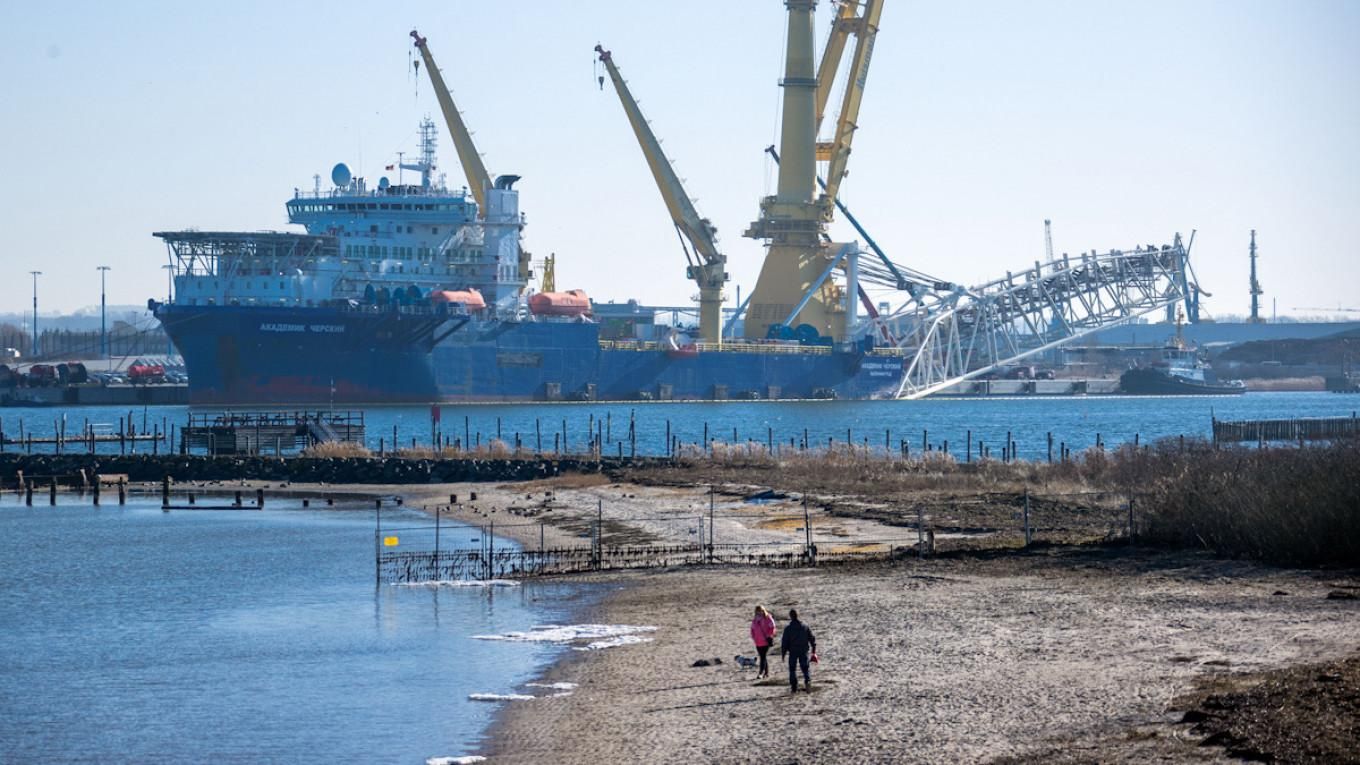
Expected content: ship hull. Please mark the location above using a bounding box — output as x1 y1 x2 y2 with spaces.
1119 367 1246 396
157 304 904 404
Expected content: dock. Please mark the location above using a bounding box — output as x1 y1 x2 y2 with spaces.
1212 415 1360 444
181 410 366 455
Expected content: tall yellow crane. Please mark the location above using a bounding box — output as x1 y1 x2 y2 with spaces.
411 30 532 287
742 0 883 341
820 0 882 212
595 45 728 343
410 30 492 212
815 1 863 145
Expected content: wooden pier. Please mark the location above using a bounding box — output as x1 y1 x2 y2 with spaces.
181 410 365 455
1212 414 1360 444
0 412 168 454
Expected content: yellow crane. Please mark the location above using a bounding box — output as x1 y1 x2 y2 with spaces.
820 0 882 213
410 30 492 212
411 30 532 287
595 45 728 343
815 1 863 148
742 0 883 341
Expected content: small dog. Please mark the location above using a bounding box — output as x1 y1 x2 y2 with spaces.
734 655 760 670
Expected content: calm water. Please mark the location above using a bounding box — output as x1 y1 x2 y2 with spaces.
0 498 595 763
3 392 1356 460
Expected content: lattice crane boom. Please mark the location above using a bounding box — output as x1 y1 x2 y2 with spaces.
820 0 882 210
595 45 727 342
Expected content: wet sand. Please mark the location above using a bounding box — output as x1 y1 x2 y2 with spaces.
480 549 1358 764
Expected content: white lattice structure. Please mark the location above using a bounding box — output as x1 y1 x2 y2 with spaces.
867 238 1193 399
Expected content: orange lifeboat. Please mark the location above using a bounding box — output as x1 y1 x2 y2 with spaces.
430 289 486 310
529 289 591 317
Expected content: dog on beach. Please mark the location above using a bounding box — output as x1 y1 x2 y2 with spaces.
734 655 759 670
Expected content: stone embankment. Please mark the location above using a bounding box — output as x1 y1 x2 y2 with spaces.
0 454 668 485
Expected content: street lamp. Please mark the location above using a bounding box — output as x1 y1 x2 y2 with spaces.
161 264 174 357
98 266 111 359
29 271 41 358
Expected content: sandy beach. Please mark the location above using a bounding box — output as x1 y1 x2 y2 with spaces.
161 475 1359 762
480 549 1358 764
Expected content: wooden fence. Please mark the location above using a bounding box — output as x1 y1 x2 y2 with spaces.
1212 415 1360 444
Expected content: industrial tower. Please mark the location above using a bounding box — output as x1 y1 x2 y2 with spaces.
1248 229 1263 323
743 0 883 341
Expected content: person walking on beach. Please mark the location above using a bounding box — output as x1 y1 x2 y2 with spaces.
750 605 777 679
780 608 816 693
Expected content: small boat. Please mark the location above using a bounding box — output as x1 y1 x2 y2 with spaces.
1120 344 1246 395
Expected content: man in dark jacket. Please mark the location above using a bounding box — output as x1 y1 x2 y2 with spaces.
779 608 816 693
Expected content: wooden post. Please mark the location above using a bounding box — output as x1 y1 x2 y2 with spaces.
917 504 925 559
117 479 126 505
1127 495 1136 541
92 476 101 506
1023 488 1031 547
25 480 33 506
162 476 171 509
803 493 813 566
49 480 57 506
595 499 603 571
256 488 265 508
709 486 716 564
234 491 242 508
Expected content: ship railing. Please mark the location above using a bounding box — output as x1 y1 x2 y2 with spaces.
596 340 835 355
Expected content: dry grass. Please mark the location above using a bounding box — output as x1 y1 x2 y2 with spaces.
1126 439 1360 565
629 441 1103 500
300 441 372 458
625 437 1360 565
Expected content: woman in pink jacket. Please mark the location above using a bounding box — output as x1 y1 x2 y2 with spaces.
750 605 777 679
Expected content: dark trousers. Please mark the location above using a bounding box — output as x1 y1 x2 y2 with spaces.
756 644 771 675
787 651 810 689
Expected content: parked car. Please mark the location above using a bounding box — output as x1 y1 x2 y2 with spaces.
127 362 166 384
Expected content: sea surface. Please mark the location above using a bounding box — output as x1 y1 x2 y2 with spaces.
1 391 1356 460
0 497 598 763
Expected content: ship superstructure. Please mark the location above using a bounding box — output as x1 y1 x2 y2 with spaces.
166 118 527 313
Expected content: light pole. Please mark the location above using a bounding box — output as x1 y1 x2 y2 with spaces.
161 264 174 357
29 271 41 358
98 266 111 359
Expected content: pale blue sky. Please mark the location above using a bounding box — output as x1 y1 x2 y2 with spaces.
2 1 1357 318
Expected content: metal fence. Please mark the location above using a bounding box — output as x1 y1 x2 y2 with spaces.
375 490 1140 584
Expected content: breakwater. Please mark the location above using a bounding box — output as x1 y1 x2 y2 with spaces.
0 453 663 485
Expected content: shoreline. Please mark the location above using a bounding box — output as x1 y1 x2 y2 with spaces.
479 550 1360 764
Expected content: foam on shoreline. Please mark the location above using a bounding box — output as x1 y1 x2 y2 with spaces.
468 692 536 702
471 623 657 646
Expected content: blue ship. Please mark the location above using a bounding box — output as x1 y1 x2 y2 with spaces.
151 119 903 405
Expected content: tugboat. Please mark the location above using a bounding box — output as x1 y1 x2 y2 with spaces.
1120 312 1246 395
